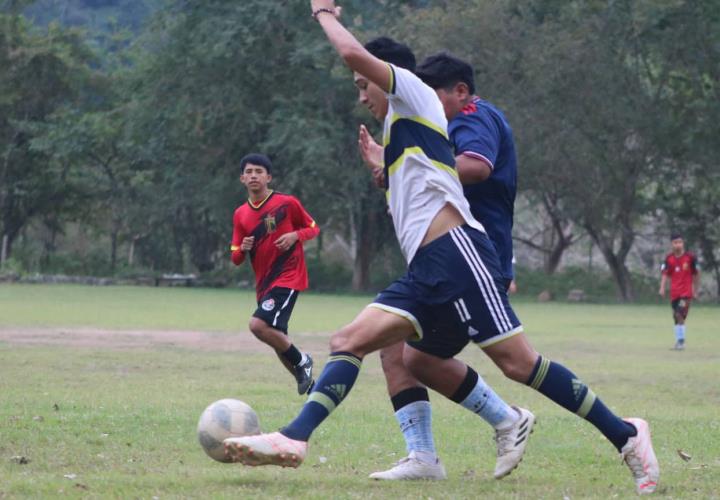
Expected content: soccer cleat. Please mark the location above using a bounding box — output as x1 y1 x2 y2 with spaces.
621 418 659 495
673 340 685 351
368 451 447 480
224 432 307 468
494 406 535 479
294 354 314 395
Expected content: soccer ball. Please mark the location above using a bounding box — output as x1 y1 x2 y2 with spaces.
197 399 261 462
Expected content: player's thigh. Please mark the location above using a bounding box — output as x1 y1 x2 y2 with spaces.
330 306 416 357
380 342 422 395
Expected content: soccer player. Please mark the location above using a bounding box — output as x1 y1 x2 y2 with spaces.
230 153 319 395
358 53 529 480
225 3 659 495
659 233 700 350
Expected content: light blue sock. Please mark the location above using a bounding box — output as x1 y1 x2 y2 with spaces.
675 324 684 341
395 401 436 455
452 367 517 429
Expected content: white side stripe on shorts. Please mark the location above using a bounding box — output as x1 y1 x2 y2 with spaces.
458 298 471 320
450 228 512 332
454 228 514 329
454 300 467 322
272 290 295 327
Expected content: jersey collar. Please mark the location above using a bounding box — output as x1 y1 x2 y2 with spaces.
248 190 274 210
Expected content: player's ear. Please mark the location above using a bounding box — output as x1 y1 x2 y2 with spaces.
456 82 470 99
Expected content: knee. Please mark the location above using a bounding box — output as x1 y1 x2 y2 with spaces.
496 352 538 383
329 327 352 353
248 317 269 339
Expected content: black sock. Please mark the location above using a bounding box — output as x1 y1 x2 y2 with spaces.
282 344 302 367
391 387 429 412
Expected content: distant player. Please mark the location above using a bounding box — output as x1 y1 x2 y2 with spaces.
659 234 700 350
225 3 659 495
231 153 319 394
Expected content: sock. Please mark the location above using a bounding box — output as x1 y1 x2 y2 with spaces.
451 366 517 429
281 352 362 441
676 325 686 342
281 344 303 367
391 387 436 458
527 356 636 451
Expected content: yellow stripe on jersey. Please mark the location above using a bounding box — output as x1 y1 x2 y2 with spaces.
383 113 448 147
230 245 241 251
386 147 458 179
387 63 396 95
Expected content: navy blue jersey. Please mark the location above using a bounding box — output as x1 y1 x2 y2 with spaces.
448 97 517 280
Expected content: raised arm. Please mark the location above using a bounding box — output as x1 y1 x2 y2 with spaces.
311 0 392 93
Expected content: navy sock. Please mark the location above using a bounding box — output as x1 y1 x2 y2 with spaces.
281 344 302 366
527 356 636 451
281 352 362 441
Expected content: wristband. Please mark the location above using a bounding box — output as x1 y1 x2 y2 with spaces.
312 8 335 20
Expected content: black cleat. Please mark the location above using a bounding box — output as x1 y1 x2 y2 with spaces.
294 354 314 395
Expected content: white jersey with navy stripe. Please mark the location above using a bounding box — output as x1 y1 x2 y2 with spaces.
382 64 485 262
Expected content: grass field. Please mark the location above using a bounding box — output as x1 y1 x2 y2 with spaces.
1 284 719 498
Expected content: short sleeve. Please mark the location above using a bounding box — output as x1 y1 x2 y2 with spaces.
690 254 699 273
450 112 501 168
387 64 443 119
661 256 671 275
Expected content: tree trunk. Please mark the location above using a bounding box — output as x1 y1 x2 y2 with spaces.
351 210 374 291
586 224 636 302
698 233 720 300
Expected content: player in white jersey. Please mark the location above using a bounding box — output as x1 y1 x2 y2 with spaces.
224 0 532 476
225 2 659 494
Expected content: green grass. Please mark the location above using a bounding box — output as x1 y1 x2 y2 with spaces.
1 284 719 498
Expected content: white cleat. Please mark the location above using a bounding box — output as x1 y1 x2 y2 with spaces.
621 418 659 495
494 406 535 479
224 432 307 468
369 451 447 480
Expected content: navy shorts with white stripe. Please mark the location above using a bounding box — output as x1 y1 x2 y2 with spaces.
370 225 522 359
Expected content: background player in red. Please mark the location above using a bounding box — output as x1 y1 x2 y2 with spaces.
231 153 320 393
659 234 700 350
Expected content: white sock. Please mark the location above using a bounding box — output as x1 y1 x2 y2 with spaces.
395 401 437 460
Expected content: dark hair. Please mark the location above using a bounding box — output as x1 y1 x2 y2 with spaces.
670 233 683 241
416 52 476 94
364 37 416 72
240 153 272 174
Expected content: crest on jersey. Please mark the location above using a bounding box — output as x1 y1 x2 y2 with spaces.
261 298 276 311
264 214 277 234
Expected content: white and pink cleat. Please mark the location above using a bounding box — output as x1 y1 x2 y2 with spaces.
621 418 660 495
224 432 307 468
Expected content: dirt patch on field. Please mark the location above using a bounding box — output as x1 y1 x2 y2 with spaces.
0 327 329 352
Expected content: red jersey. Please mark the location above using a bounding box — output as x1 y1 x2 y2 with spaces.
662 252 698 300
231 191 319 299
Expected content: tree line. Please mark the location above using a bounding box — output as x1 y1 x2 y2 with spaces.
1 0 719 300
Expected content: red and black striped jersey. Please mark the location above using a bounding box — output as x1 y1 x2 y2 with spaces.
231 191 319 299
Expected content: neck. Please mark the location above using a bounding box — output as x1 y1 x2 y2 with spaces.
249 188 271 204
673 250 683 256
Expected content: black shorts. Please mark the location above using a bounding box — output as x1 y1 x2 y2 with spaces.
253 287 299 334
671 297 691 321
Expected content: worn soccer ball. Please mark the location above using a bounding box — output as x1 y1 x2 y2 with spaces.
197 399 261 462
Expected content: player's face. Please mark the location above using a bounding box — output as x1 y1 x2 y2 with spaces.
434 82 471 120
241 164 271 194
671 238 685 255
354 73 388 121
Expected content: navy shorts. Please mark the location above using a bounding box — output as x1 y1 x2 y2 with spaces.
370 225 522 359
253 287 299 334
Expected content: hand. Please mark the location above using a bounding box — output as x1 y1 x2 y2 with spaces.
658 288 665 297
275 232 299 252
359 124 384 171
311 0 341 17
241 236 255 252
